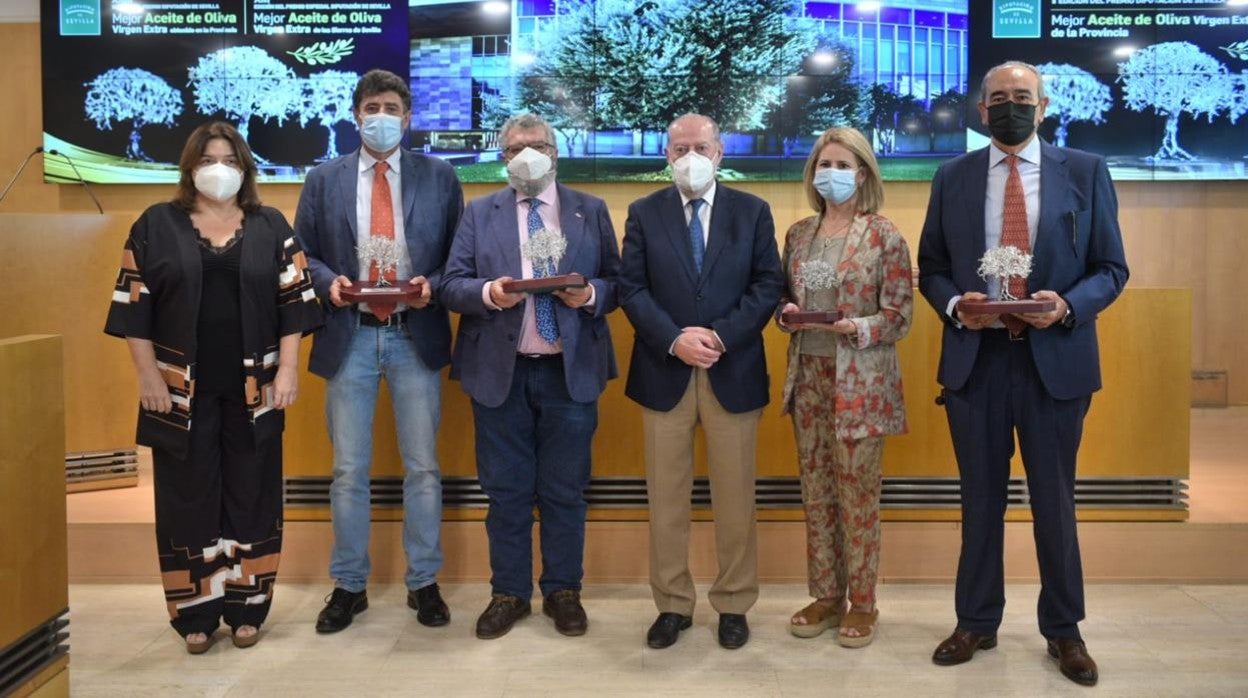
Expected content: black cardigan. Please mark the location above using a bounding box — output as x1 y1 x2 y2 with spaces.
105 202 323 459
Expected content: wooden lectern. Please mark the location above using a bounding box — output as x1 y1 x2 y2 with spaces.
0 336 69 697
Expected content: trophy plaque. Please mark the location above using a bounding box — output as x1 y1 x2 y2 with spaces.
501 227 585 294
956 298 1055 315
958 246 1056 315
340 280 424 304
502 273 588 294
341 238 423 304
782 310 844 324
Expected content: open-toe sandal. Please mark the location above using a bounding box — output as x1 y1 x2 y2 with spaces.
789 600 844 639
836 608 879 648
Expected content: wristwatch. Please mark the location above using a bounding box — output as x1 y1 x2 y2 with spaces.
1060 299 1075 328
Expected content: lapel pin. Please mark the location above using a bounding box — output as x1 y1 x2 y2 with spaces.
575 211 583 218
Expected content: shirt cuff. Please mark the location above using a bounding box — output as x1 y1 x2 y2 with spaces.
945 295 963 329
482 280 501 311
582 283 597 311
850 318 870 349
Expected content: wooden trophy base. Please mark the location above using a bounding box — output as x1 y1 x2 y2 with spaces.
340 280 424 304
502 273 587 294
782 310 843 324
957 299 1057 315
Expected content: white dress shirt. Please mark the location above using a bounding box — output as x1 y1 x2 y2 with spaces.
679 180 716 245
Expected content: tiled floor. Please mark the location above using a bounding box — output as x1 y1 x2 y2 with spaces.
68 582 1248 697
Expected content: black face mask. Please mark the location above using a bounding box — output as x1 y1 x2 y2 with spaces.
986 101 1037 146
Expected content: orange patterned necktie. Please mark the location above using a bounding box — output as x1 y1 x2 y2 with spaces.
368 160 397 321
1000 154 1030 334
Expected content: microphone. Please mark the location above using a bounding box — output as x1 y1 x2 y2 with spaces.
47 148 105 214
0 145 43 209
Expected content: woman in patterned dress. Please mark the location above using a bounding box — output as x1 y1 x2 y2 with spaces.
105 122 322 653
776 126 913 648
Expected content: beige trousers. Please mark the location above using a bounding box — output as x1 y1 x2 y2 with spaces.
642 368 761 616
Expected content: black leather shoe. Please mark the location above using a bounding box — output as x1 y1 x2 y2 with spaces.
407 582 450 627
717 613 750 649
315 588 368 634
475 595 531 639
932 628 998 665
646 612 692 649
543 589 588 637
1048 637 1099 686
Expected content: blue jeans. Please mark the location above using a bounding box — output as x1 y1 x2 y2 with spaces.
326 322 443 592
472 356 597 599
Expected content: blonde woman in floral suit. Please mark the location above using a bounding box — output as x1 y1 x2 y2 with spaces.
776 126 913 648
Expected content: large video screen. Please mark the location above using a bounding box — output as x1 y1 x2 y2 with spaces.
40 0 410 183
42 0 972 183
408 0 970 183
971 0 1248 180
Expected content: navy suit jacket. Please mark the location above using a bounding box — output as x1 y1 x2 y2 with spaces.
917 141 1129 400
439 184 621 408
294 149 463 379
619 184 784 414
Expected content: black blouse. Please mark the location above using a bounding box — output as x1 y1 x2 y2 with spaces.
196 233 245 394
105 202 323 459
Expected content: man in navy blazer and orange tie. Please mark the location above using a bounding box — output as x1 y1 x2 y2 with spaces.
295 70 461 634
620 113 783 651
918 61 1128 686
440 113 621 641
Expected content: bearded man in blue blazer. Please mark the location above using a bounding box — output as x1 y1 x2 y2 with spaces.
917 62 1129 686
440 113 621 641
619 113 784 651
295 70 462 634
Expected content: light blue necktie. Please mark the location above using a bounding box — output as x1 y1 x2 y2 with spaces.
527 199 559 343
689 198 706 273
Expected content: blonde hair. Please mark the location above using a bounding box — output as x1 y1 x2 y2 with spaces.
802 126 884 215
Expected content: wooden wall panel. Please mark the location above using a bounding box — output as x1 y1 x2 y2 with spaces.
0 211 1185 485
1 18 1243 416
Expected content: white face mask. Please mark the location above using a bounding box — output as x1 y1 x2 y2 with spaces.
671 151 716 195
193 162 243 202
506 147 557 197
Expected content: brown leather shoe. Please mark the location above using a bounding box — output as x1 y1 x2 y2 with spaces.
1048 637 1098 686
475 594 531 640
542 589 588 636
932 628 998 665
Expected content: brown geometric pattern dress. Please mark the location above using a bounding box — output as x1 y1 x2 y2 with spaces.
105 202 322 636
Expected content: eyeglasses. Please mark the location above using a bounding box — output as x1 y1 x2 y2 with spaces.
503 142 555 157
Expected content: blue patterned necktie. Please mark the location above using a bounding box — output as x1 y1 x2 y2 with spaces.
688 198 706 273
527 198 559 343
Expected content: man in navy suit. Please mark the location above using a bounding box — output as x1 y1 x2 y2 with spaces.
295 70 462 633
440 113 621 640
917 62 1128 686
620 114 783 650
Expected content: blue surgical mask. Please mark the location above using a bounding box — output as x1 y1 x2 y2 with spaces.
813 167 859 205
360 113 403 153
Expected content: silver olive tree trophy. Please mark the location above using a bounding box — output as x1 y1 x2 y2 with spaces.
501 227 587 294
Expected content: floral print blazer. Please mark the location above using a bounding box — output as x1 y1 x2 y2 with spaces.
777 212 914 440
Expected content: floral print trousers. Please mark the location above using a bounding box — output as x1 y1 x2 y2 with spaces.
792 354 884 607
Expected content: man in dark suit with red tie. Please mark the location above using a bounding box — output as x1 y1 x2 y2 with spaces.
619 113 783 651
917 61 1129 686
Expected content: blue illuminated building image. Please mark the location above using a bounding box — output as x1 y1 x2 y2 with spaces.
407 0 970 181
